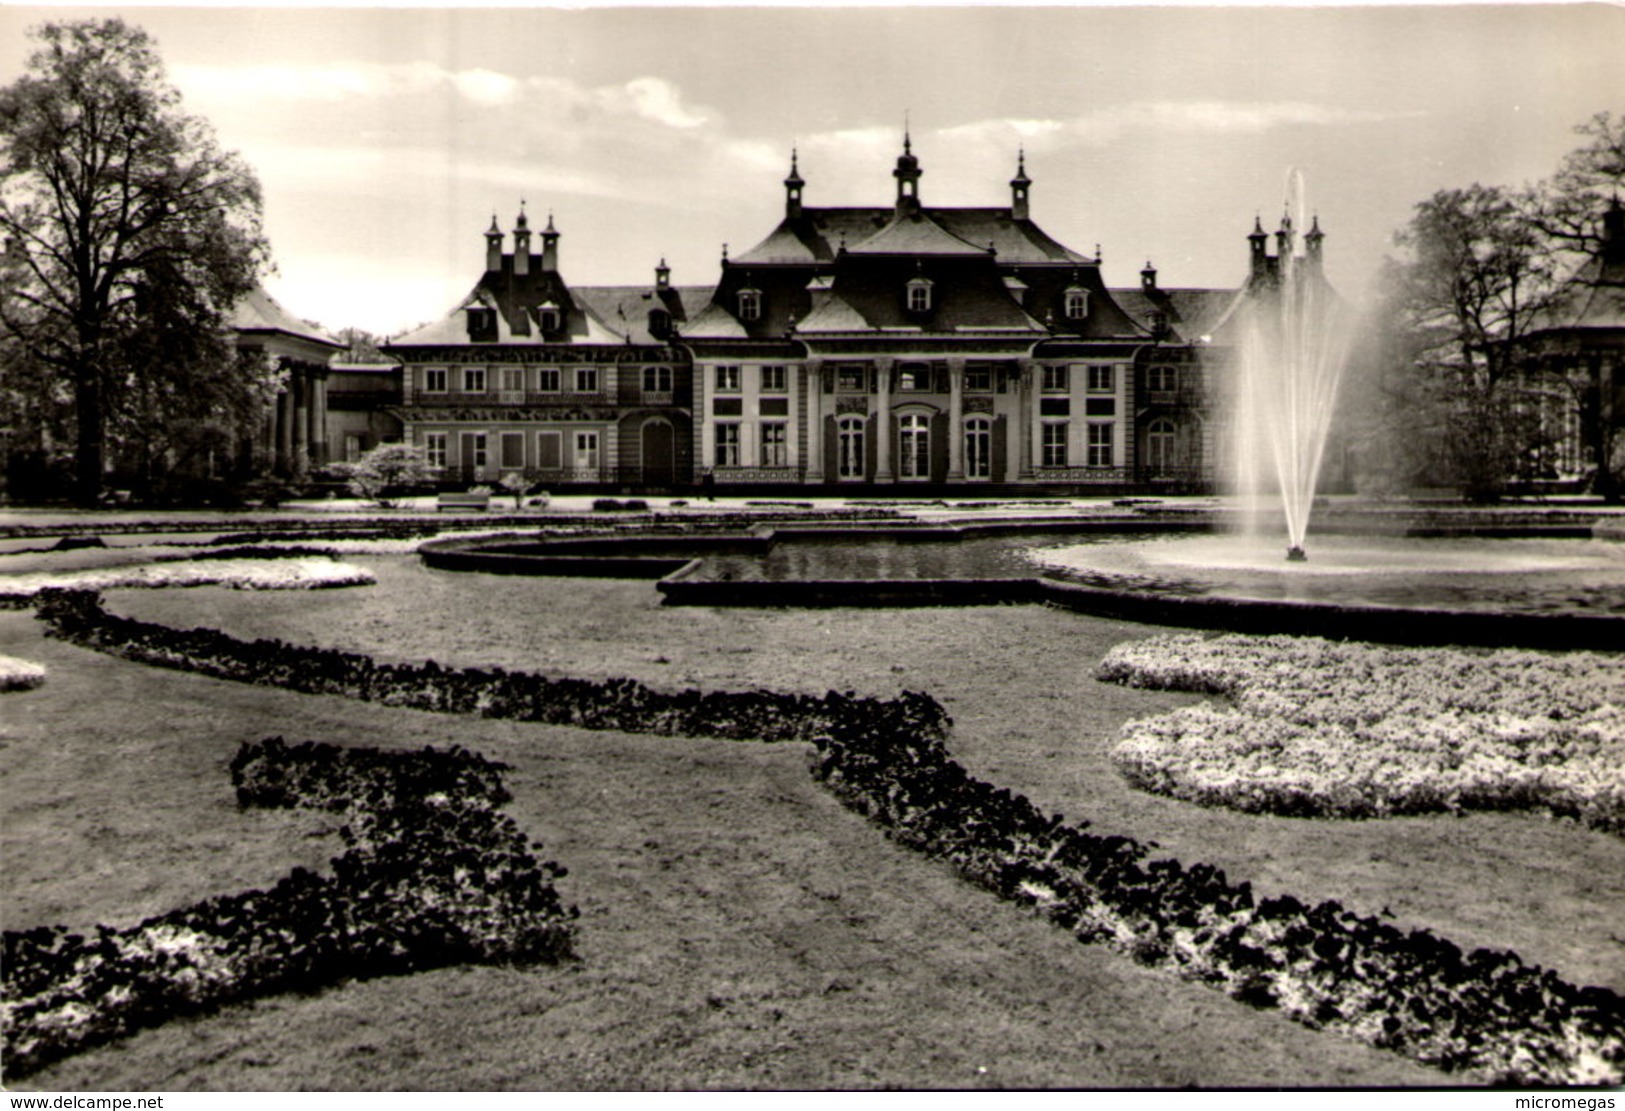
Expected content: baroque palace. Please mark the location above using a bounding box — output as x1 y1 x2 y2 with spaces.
265 138 1341 495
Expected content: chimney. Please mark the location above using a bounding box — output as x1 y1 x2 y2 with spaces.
1248 216 1269 280
541 213 560 272
485 215 503 273
1010 149 1031 221
512 205 531 277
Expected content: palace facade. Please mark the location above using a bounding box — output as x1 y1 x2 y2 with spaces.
375 139 1331 495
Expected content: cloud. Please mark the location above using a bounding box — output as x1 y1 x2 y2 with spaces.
618 77 709 130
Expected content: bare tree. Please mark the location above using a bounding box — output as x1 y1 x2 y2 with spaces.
0 18 269 504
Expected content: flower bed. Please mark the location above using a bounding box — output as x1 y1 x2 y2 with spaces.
0 557 375 604
33 590 944 744
2 738 576 1079
0 654 47 692
1097 634 1625 834
29 590 1625 1084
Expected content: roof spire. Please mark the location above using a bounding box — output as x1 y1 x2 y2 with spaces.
784 145 805 218
515 200 529 230
904 109 911 155
1010 146 1032 219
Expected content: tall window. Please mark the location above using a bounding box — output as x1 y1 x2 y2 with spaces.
575 367 598 393
738 289 762 321
501 368 524 393
423 432 448 469
1087 422 1114 467
715 365 741 392
424 367 447 393
714 423 741 466
643 365 673 392
837 416 865 480
964 417 991 479
462 367 487 393
1041 422 1069 467
899 414 930 479
1146 419 1176 475
536 431 562 469
1042 365 1068 393
536 367 560 392
574 431 599 470
906 278 933 313
466 432 488 469
500 431 525 468
1087 365 1114 393
760 365 787 392
760 422 787 466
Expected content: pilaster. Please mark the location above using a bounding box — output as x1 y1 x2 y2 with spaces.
946 358 965 481
874 359 894 483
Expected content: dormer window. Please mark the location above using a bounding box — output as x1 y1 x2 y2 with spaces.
538 301 561 333
466 307 497 343
738 288 762 322
1064 286 1089 321
906 277 933 314
648 306 671 340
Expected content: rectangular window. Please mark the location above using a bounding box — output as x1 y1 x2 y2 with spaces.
500 431 525 468
1148 364 1177 393
462 367 487 393
423 432 448 468
1041 422 1068 467
760 365 787 393
467 432 488 469
537 431 562 469
574 431 599 470
837 365 867 393
1042 365 1068 393
714 422 741 466
501 368 524 393
963 364 993 392
575 367 598 393
424 367 447 393
897 364 931 392
1087 422 1114 467
760 422 787 466
1087 365 1115 393
715 365 741 392
536 367 560 392
643 365 673 392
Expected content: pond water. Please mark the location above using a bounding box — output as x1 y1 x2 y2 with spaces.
692 529 1625 617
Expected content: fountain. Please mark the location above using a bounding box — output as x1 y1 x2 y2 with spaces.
1230 169 1354 562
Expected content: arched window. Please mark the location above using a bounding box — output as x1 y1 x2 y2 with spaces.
898 414 930 479
837 416 866 480
1146 418 1176 476
1064 286 1089 320
738 288 762 322
906 277 933 314
964 417 991 480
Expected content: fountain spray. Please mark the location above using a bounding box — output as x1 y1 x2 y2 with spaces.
1234 169 1352 562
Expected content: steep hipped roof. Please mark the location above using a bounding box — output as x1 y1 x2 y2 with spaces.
734 207 1093 266
845 210 990 256
1112 286 1242 344
229 285 342 349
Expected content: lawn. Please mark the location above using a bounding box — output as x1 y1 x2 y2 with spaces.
3 550 1621 1088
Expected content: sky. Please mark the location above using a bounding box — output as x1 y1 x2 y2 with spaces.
3 4 1623 337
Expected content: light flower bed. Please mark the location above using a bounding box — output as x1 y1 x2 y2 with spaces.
0 557 375 603
1098 634 1625 834
0 654 47 692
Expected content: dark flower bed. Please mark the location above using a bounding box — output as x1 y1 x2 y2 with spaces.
26 590 1625 1084
34 590 944 745
2 737 576 1079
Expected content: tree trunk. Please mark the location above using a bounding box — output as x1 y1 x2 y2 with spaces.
74 366 103 506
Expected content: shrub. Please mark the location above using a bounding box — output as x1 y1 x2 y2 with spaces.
344 443 435 508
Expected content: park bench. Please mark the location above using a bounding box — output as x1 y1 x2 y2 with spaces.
436 491 491 512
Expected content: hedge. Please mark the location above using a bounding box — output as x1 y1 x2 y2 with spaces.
2 737 576 1079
